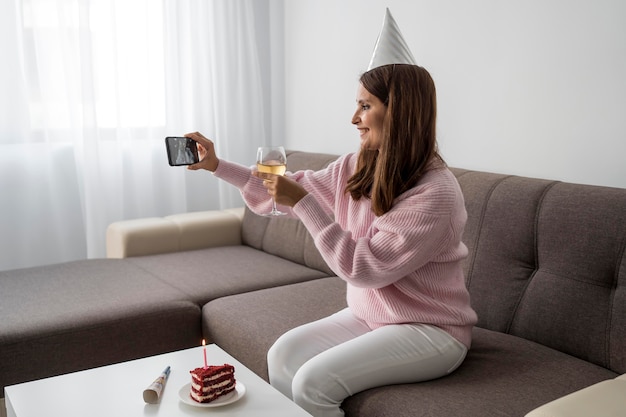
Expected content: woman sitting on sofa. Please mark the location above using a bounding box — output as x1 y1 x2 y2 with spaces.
186 10 477 417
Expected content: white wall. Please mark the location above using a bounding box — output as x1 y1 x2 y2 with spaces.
282 0 626 189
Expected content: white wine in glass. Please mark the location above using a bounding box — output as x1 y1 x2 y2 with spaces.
256 146 287 216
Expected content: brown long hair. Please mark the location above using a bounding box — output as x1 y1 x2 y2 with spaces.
345 64 442 216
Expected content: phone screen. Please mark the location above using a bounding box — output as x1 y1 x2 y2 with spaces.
165 137 199 166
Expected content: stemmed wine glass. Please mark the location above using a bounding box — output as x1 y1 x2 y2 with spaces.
256 146 287 216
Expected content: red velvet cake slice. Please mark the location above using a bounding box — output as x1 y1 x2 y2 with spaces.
189 364 236 403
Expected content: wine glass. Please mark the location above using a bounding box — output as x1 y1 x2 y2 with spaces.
256 146 287 216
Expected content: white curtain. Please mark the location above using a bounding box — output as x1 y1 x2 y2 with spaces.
0 0 277 271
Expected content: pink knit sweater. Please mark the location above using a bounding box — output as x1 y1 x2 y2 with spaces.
214 153 477 348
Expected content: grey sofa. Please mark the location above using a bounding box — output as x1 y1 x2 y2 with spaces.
2 150 625 416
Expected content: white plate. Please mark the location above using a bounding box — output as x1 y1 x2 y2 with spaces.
178 382 246 408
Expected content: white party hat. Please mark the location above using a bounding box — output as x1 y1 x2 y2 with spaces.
367 8 417 70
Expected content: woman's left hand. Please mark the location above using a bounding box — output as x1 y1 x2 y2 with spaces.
253 171 308 208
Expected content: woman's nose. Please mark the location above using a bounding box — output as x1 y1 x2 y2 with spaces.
351 112 359 125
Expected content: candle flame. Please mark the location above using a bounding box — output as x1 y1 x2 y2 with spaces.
202 339 206 346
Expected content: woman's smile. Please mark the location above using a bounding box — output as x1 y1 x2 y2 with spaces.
351 83 386 151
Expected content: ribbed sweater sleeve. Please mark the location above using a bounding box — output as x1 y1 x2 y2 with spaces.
295 197 456 288
212 158 295 217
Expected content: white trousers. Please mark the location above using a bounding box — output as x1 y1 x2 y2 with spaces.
267 308 468 417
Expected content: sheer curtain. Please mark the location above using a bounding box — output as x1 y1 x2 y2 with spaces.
0 0 277 271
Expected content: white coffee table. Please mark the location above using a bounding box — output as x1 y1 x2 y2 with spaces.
4 344 312 417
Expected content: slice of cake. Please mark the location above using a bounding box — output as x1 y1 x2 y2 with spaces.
189 364 236 403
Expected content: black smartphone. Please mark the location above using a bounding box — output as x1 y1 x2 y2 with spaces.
165 136 199 166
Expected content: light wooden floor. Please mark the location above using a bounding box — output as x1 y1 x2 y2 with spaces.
1 397 6 417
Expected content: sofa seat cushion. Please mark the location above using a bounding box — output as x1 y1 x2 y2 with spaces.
202 276 348 380
127 245 331 305
0 259 201 390
201 278 618 417
344 327 617 417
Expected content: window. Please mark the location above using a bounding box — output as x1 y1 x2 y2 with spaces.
21 0 166 135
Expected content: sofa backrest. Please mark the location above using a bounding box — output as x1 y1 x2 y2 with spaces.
241 150 339 275
241 151 626 374
453 168 626 374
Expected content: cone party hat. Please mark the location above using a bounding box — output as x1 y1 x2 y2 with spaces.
367 8 417 70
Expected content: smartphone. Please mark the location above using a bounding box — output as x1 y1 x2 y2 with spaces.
165 136 199 166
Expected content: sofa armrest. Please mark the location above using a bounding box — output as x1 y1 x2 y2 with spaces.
106 207 245 258
525 374 626 417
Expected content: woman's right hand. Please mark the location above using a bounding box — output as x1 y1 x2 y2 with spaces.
185 132 219 172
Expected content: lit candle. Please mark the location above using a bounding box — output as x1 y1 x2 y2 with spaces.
202 339 208 369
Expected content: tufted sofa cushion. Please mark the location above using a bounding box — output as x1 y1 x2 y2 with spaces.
454 170 626 374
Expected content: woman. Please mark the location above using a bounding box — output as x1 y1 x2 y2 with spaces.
186 63 477 417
